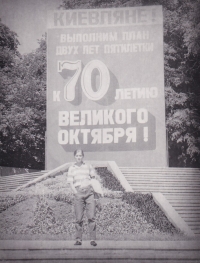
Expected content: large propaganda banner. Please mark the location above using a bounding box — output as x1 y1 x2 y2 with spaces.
46 6 167 169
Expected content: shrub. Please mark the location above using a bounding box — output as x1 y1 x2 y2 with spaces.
0 194 28 213
122 192 180 234
26 196 57 234
48 192 73 205
96 167 124 191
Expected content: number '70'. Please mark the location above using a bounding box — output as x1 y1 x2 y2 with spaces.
58 60 110 101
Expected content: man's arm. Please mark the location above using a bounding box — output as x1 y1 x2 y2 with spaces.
67 166 77 194
89 164 97 178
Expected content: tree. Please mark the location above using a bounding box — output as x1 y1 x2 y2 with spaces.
0 18 20 68
162 0 200 166
0 27 46 169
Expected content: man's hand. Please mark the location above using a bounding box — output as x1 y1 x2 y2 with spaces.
70 182 78 195
96 200 102 212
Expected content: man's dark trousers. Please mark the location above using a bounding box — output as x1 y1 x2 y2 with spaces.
74 185 96 240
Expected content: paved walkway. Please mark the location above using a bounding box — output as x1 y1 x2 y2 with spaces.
0 240 200 262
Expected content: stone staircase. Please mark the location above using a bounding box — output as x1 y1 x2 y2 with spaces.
0 171 47 192
120 167 200 236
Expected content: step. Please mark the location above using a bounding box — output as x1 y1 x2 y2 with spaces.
119 167 200 170
0 240 200 262
0 173 45 181
0 172 45 179
129 187 200 192
0 177 42 185
127 184 200 189
171 202 200 206
184 220 200 225
121 169 200 172
121 172 200 175
124 176 200 180
123 171 200 174
0 171 47 192
184 218 200 222
0 177 44 185
163 195 200 199
187 222 200 226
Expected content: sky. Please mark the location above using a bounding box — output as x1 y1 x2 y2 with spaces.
0 0 63 54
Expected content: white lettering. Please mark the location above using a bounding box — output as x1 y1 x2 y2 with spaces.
115 89 124 100
81 129 90 144
53 91 60 101
91 129 101 144
92 110 103 125
66 12 77 26
69 129 80 144
122 31 149 41
138 10 147 23
56 46 79 55
60 34 66 43
100 11 112 24
137 108 148 123
104 110 114 125
83 45 99 54
115 109 126 124
67 34 74 42
137 88 146 98
124 89 132 99
114 128 125 143
58 130 68 144
115 87 158 100
78 12 87 25
103 128 113 143
59 111 69 126
150 87 158 98
70 111 80 126
104 43 153 54
80 110 92 125
52 8 160 27
113 10 124 24
126 127 136 142
88 11 99 25
125 10 136 24
57 125 146 145
127 109 136 124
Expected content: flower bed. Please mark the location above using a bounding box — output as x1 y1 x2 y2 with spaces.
0 194 28 213
0 168 184 240
96 167 124 191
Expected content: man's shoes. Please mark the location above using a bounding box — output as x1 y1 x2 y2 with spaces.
90 240 97 246
74 240 97 246
74 239 82 245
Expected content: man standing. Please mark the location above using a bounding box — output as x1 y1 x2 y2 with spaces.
67 149 97 246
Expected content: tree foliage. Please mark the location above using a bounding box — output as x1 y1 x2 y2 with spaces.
0 20 46 169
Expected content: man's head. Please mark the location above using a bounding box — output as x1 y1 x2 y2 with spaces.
74 149 84 163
